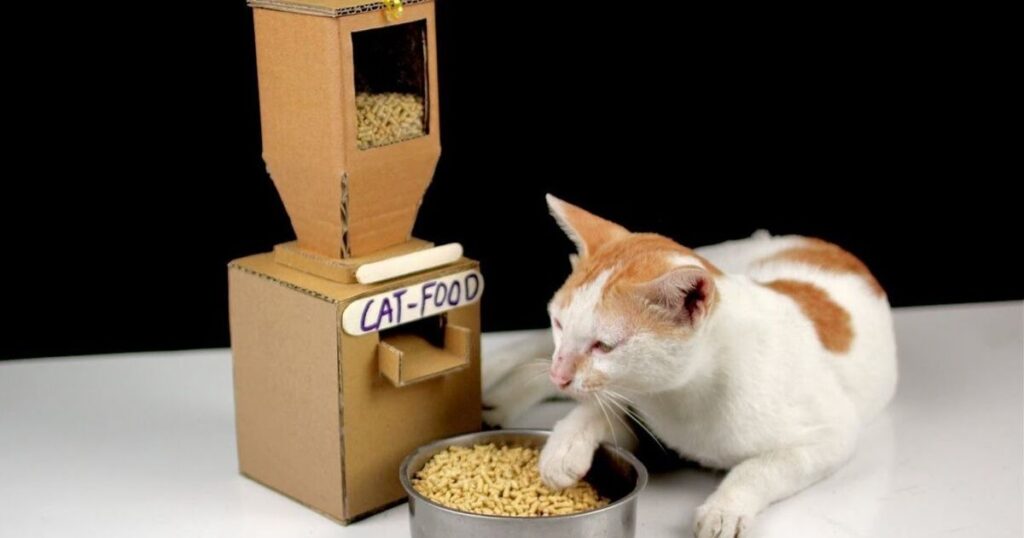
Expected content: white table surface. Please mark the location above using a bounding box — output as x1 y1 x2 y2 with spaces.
1 302 1021 538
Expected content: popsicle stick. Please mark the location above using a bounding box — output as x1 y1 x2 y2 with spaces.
355 243 463 284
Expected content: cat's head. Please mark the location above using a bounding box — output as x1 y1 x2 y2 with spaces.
545 195 722 397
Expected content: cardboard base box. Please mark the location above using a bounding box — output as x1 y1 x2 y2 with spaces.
228 251 482 523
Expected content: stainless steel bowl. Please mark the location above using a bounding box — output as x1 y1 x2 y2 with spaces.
399 429 647 538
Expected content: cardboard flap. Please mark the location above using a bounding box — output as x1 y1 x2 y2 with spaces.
378 323 470 387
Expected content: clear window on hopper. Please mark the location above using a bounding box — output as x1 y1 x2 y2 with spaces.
352 20 429 150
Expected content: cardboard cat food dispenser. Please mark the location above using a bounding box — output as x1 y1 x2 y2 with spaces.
229 0 483 524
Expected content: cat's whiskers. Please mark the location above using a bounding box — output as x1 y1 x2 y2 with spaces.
591 393 619 449
608 385 668 411
596 389 638 443
604 396 663 452
603 390 666 453
604 388 637 406
606 387 645 406
512 359 552 382
524 370 552 385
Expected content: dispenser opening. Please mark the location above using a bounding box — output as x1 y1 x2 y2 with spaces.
379 313 447 349
352 20 429 150
378 313 472 387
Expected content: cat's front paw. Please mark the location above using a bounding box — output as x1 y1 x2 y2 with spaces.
694 503 752 538
539 435 596 490
481 402 507 429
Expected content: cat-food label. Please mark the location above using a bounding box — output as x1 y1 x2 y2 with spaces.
341 269 484 336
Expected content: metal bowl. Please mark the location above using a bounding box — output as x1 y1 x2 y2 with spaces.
399 429 647 538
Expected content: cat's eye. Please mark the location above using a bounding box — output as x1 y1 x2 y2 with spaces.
591 341 614 354
553 319 562 330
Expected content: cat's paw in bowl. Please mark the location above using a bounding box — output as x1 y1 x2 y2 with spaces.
539 434 595 490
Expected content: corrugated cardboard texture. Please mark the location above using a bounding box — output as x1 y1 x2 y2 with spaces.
249 0 428 18
254 10 347 258
274 238 433 283
229 252 481 522
229 268 346 520
341 301 481 517
253 4 441 258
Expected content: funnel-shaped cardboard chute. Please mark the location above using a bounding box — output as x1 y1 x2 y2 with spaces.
250 0 441 258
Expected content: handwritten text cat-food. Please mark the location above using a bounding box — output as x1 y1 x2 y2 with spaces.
412 443 608 517
342 269 483 335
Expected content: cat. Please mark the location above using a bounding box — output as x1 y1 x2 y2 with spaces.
483 195 897 538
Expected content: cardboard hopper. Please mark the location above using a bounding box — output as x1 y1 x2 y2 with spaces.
250 0 442 258
228 252 481 523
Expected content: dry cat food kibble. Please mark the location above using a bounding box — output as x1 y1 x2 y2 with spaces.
412 443 610 517
355 92 425 149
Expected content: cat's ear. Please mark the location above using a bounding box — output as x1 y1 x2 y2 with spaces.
637 266 717 327
546 194 630 258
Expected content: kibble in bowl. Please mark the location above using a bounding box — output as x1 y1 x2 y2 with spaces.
412 443 608 517
400 429 647 538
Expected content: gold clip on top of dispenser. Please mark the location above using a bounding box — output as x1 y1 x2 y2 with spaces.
249 0 440 259
382 0 403 20
247 0 423 18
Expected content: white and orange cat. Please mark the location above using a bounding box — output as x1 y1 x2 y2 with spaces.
484 195 897 537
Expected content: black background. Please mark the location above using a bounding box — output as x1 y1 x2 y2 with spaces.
1 3 1017 360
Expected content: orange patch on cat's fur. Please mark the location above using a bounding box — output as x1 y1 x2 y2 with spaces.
556 233 722 310
580 368 609 391
763 279 854 353
549 197 630 257
762 238 885 297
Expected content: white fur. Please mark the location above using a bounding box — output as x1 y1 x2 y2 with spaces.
552 269 621 366
486 232 897 538
691 232 807 274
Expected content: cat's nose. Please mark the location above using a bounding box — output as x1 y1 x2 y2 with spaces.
549 368 574 389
